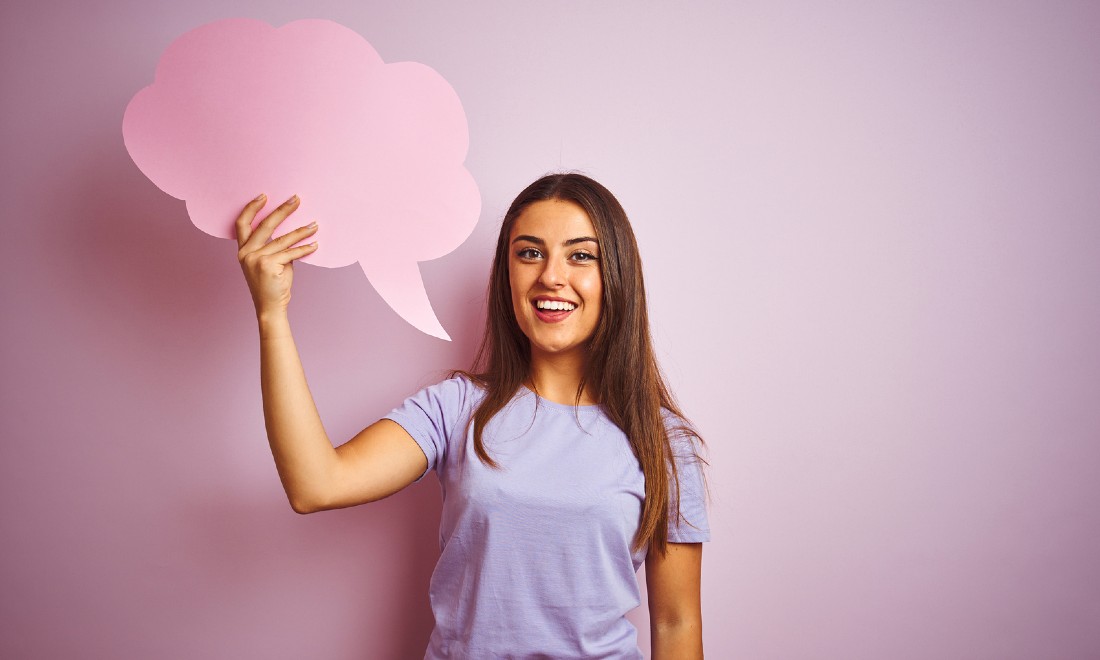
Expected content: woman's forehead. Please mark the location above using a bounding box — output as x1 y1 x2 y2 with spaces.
510 199 595 241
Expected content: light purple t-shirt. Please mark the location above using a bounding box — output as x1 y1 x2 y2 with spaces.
384 376 709 659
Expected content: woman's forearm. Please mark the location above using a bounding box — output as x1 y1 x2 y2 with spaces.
257 310 338 513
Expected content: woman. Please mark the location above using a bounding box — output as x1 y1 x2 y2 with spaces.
236 173 709 659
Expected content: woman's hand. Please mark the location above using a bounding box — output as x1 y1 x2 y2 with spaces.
235 194 319 318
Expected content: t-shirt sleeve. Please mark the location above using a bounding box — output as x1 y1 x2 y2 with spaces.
666 415 711 543
382 375 472 482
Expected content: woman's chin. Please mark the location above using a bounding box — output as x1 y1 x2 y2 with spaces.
529 339 585 360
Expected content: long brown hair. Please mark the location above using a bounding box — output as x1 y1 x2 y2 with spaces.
458 172 704 556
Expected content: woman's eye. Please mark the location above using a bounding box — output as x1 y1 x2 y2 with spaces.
517 247 542 259
572 252 598 262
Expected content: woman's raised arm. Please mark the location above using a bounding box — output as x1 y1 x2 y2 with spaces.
236 194 427 513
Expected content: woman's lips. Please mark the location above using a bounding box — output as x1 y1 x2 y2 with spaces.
532 301 574 323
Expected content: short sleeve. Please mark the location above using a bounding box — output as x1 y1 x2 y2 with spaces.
382 376 474 482
665 414 710 543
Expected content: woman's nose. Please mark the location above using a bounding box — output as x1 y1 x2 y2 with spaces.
539 258 565 288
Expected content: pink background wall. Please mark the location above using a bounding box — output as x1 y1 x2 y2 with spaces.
3 1 1099 658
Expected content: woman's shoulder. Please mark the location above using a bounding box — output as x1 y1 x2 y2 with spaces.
396 372 487 414
660 407 704 457
385 374 488 445
421 371 485 398
659 407 695 436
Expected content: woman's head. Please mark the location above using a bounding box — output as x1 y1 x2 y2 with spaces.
482 172 647 390
464 173 700 555
507 197 604 362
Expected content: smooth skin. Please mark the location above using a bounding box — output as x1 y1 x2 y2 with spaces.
236 194 702 658
236 193 426 512
509 199 602 405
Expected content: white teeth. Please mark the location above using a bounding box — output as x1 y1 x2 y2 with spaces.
536 300 577 311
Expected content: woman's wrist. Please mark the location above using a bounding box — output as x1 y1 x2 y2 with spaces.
256 307 292 340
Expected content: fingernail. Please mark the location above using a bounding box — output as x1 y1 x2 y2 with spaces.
307 221 317 228
253 193 266 202
286 194 298 204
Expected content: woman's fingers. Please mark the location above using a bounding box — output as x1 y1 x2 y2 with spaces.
235 193 268 248
233 193 315 316
271 241 319 265
239 194 301 254
254 221 319 257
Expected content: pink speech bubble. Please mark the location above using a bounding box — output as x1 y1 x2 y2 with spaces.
123 19 480 340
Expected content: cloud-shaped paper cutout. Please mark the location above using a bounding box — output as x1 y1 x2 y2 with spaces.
123 18 480 340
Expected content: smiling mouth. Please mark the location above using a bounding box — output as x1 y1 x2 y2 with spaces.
532 300 576 323
535 299 577 312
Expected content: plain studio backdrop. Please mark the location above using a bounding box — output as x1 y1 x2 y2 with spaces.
2 1 1098 658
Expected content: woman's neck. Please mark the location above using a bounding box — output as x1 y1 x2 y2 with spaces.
527 349 597 406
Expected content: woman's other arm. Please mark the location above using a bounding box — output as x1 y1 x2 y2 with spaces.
237 195 426 513
646 542 704 659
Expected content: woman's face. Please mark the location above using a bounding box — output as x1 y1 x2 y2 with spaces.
508 199 603 362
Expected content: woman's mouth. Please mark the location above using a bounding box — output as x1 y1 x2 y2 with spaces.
533 299 576 323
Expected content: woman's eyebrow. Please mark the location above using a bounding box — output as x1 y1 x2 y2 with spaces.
512 235 599 246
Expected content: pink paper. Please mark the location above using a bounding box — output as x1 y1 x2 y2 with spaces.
122 18 480 340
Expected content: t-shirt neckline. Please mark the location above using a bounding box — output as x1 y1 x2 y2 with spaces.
519 385 602 413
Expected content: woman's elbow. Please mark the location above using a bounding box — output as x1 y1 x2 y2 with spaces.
652 616 703 638
289 497 319 515
650 618 704 659
287 488 330 514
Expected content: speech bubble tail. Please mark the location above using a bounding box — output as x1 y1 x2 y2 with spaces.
361 260 451 341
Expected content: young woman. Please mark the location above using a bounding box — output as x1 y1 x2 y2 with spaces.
236 173 709 659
